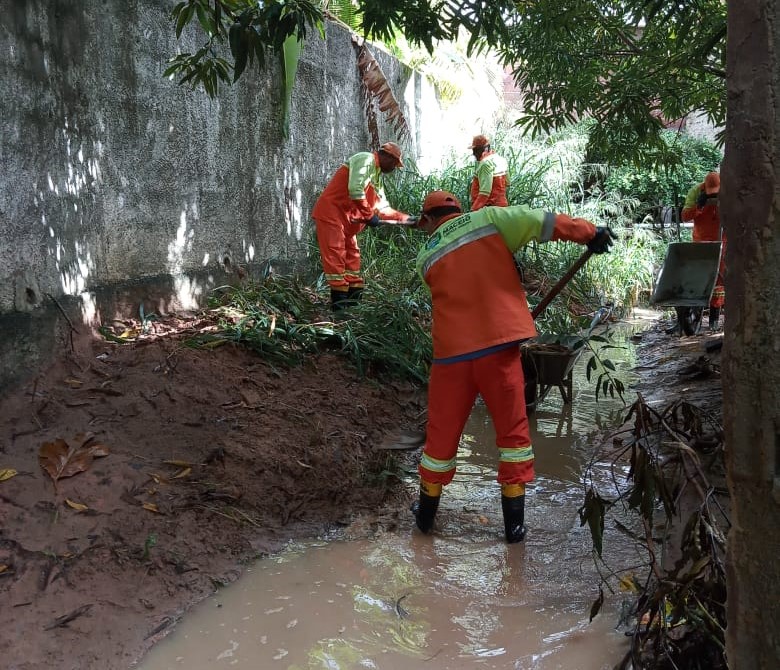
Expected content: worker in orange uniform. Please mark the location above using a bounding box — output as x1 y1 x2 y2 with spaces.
312 142 412 310
469 135 509 210
411 191 616 543
682 171 724 331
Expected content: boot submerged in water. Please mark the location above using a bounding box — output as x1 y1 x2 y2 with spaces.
411 479 441 533
501 483 526 543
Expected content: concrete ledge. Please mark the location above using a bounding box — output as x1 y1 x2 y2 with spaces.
0 261 299 394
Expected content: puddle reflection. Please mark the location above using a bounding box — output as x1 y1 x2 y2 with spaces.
138 325 643 669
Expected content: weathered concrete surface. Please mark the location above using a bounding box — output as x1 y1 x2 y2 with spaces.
722 0 780 667
0 2 406 310
0 1 495 390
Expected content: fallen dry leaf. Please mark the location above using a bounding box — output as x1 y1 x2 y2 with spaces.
142 502 161 513
38 433 110 489
65 499 89 511
163 459 193 468
0 564 8 574
172 467 191 479
0 468 18 482
64 377 83 388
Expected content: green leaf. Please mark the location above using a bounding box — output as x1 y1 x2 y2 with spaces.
585 355 597 382
589 588 604 622
281 34 303 138
578 488 607 557
232 31 249 81
177 3 196 38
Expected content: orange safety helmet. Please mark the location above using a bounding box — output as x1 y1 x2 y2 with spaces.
704 171 720 194
468 134 490 149
379 141 404 168
422 190 462 214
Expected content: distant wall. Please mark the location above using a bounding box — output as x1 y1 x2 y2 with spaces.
682 111 722 145
0 1 409 319
0 1 500 389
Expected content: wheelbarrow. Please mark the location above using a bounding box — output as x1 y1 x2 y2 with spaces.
376 248 599 449
650 241 722 336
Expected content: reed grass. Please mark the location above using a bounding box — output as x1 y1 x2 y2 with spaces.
197 121 668 383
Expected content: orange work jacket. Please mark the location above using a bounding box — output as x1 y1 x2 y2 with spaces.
417 206 596 359
312 152 405 237
682 183 723 242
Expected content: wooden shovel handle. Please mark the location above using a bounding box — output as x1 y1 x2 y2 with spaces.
531 249 594 320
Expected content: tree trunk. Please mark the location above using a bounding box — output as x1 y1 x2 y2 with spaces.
723 1 780 667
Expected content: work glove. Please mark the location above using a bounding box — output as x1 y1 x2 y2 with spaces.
696 191 708 208
365 213 381 227
587 226 617 254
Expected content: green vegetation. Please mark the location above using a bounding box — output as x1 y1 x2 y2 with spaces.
603 130 723 223
188 122 677 391
188 272 432 382
167 1 725 163
385 123 669 319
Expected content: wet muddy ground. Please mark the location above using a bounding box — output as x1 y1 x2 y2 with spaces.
1 310 724 669
0 314 424 670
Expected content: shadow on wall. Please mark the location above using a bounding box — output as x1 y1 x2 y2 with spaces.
18 108 298 332
0 260 293 394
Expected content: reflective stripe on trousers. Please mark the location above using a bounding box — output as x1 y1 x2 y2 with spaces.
419 346 534 486
314 215 362 288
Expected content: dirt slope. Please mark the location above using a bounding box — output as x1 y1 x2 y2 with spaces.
0 316 424 670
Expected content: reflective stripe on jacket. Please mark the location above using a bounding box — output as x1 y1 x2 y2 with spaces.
416 206 596 359
312 152 382 229
470 151 509 210
312 152 405 233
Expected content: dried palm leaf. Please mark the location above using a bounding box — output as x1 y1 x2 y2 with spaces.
353 39 411 147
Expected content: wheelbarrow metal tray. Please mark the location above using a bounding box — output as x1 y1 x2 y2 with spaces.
651 242 722 307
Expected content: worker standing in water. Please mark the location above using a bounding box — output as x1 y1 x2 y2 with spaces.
411 190 616 543
312 142 413 311
469 134 509 210
682 171 725 331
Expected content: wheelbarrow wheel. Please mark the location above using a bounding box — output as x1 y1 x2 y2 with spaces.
676 306 703 336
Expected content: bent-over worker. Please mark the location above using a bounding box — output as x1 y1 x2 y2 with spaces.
312 142 412 310
412 191 616 543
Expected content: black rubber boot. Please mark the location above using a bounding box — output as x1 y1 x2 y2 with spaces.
708 307 720 331
411 480 441 533
347 285 364 303
330 288 349 311
501 494 526 543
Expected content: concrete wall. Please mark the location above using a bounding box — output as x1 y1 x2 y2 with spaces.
682 110 722 145
1 2 402 317
0 1 498 389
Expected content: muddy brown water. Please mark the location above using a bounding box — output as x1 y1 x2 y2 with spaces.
137 323 647 670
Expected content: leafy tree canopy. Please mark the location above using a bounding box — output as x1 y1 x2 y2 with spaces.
166 1 725 163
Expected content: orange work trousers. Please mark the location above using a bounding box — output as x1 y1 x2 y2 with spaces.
419 346 534 487
314 215 364 290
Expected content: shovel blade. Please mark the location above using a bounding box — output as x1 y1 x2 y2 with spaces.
375 429 426 450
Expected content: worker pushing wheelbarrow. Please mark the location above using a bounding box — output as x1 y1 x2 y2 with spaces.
652 171 725 335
